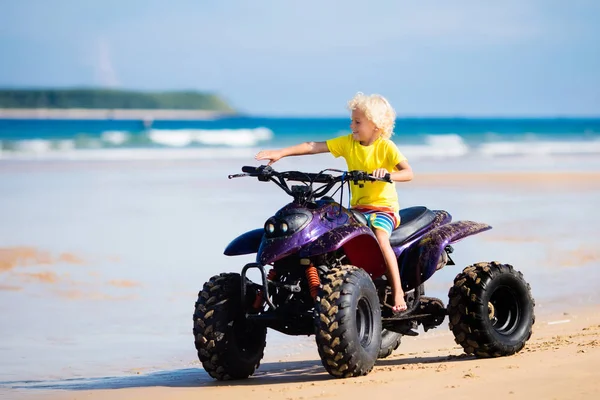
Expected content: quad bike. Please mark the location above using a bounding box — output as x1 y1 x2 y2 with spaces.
193 165 535 380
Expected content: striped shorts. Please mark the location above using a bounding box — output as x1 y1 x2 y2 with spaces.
353 206 400 236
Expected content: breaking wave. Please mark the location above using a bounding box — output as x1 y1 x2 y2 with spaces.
2 130 600 161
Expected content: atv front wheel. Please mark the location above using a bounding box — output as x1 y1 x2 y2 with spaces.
378 329 402 359
448 262 535 357
315 265 382 378
193 273 267 380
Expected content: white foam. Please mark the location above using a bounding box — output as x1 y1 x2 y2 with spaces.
0 147 260 161
148 131 193 147
478 140 600 157
400 134 600 160
54 140 76 151
148 127 273 148
400 134 470 159
12 140 53 154
101 131 129 145
3 132 600 162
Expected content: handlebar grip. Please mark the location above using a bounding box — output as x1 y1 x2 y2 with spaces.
351 171 392 183
242 166 258 174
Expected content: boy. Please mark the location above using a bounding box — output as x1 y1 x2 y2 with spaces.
255 92 413 312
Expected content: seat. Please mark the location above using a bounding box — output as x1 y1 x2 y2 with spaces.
350 209 368 225
351 206 437 246
390 206 437 246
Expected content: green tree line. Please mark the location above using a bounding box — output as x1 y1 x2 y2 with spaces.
0 89 235 111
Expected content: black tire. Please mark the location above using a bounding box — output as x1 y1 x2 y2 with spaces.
315 265 382 378
378 329 402 359
448 262 535 357
193 273 267 380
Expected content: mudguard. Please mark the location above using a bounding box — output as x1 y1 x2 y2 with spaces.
257 235 307 266
399 221 492 291
299 224 387 277
223 228 264 256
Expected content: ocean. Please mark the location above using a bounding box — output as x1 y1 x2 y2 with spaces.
1 116 600 390
1 116 600 161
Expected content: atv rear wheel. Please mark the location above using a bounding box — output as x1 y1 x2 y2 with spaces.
193 273 267 380
315 265 382 378
378 329 402 359
448 262 535 357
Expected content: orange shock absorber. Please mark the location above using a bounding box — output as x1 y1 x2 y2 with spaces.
305 264 320 300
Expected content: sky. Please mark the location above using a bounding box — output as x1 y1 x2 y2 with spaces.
0 0 599 116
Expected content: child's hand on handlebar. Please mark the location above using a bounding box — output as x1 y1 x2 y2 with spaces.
372 168 390 179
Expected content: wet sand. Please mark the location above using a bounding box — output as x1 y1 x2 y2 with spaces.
1 159 599 399
413 171 600 191
4 306 600 400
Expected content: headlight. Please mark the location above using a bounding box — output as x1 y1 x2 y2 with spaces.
265 221 275 234
264 211 312 237
280 222 289 233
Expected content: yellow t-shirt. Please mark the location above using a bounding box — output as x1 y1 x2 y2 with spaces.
326 134 407 213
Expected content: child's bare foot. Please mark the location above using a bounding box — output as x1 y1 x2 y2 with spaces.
392 292 407 313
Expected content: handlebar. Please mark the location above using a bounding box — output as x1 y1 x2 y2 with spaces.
229 165 392 203
231 165 392 184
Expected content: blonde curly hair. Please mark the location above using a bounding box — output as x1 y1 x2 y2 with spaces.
347 92 396 139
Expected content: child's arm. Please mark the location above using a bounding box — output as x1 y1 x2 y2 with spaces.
373 160 414 182
255 141 330 165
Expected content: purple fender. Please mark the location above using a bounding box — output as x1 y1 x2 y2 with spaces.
299 225 387 278
257 235 307 266
399 221 492 291
224 228 264 256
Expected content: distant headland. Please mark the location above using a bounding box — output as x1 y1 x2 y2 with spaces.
0 88 237 120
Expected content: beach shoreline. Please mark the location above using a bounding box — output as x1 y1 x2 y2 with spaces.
2 158 599 186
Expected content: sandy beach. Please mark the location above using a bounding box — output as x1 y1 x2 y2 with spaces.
4 306 600 400
412 171 600 191
30 307 600 400
1 157 599 400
